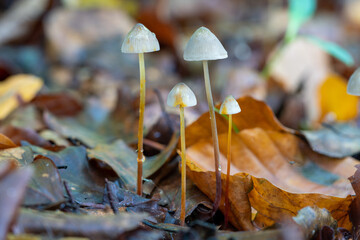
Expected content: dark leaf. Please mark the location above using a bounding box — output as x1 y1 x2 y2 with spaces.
87 133 178 191
13 208 147 239
23 143 105 203
24 157 65 207
32 93 83 117
43 112 112 148
104 181 167 224
1 125 52 149
0 161 32 240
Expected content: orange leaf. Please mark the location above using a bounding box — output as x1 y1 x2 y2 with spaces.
185 96 357 230
0 133 17 149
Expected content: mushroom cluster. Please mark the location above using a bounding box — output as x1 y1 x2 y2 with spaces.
123 24 241 227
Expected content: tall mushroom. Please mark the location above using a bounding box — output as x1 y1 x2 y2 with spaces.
122 23 160 195
167 83 197 226
183 27 228 213
219 95 241 228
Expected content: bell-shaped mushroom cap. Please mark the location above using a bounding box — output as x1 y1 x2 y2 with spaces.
183 27 228 61
220 95 241 115
121 23 160 53
167 83 197 108
347 67 360 95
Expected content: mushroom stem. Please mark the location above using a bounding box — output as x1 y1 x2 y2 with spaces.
137 52 146 196
179 106 186 226
224 114 232 228
202 60 221 214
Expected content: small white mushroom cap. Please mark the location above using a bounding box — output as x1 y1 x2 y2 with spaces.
167 83 197 108
220 95 241 115
121 23 160 53
347 67 360 95
183 27 228 61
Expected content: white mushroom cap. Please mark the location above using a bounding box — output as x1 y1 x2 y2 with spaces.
183 27 228 61
220 95 241 115
121 23 160 53
167 83 197 108
347 67 360 95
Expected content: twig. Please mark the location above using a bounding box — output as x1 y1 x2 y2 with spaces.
143 138 166 151
63 181 79 213
105 179 119 214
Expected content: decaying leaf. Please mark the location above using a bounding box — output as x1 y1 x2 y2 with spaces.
104 181 167 224
0 132 17 149
157 170 212 220
24 157 65 207
349 165 360 239
293 206 337 239
0 74 43 120
24 143 105 203
44 112 112 148
0 161 33 240
13 208 147 239
87 133 178 192
1 125 52 149
185 96 357 230
32 93 83 117
302 123 360 158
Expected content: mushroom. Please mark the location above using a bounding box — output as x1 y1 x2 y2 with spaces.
219 95 241 228
167 83 197 226
122 23 160 195
347 67 360 95
183 26 228 213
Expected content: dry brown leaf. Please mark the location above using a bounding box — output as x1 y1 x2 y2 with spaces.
0 133 17 149
185 96 357 230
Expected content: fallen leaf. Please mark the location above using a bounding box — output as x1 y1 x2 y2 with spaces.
349 165 360 239
185 96 357 230
270 38 329 93
87 133 178 192
24 157 65 207
44 112 112 148
23 143 105 203
13 208 147 239
104 181 167 223
32 93 83 117
1 125 52 149
302 123 360 158
0 132 17 149
293 206 337 239
157 170 212 220
2 105 44 131
0 161 33 240
318 74 358 122
0 74 43 120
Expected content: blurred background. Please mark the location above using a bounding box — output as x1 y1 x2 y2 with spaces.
0 0 360 130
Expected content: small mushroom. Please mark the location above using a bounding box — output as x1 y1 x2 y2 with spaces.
122 23 160 196
183 26 228 213
167 83 197 226
219 95 241 228
347 67 360 95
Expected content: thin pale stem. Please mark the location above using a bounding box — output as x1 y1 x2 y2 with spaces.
137 52 146 196
179 106 186 226
224 115 232 228
202 60 221 215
